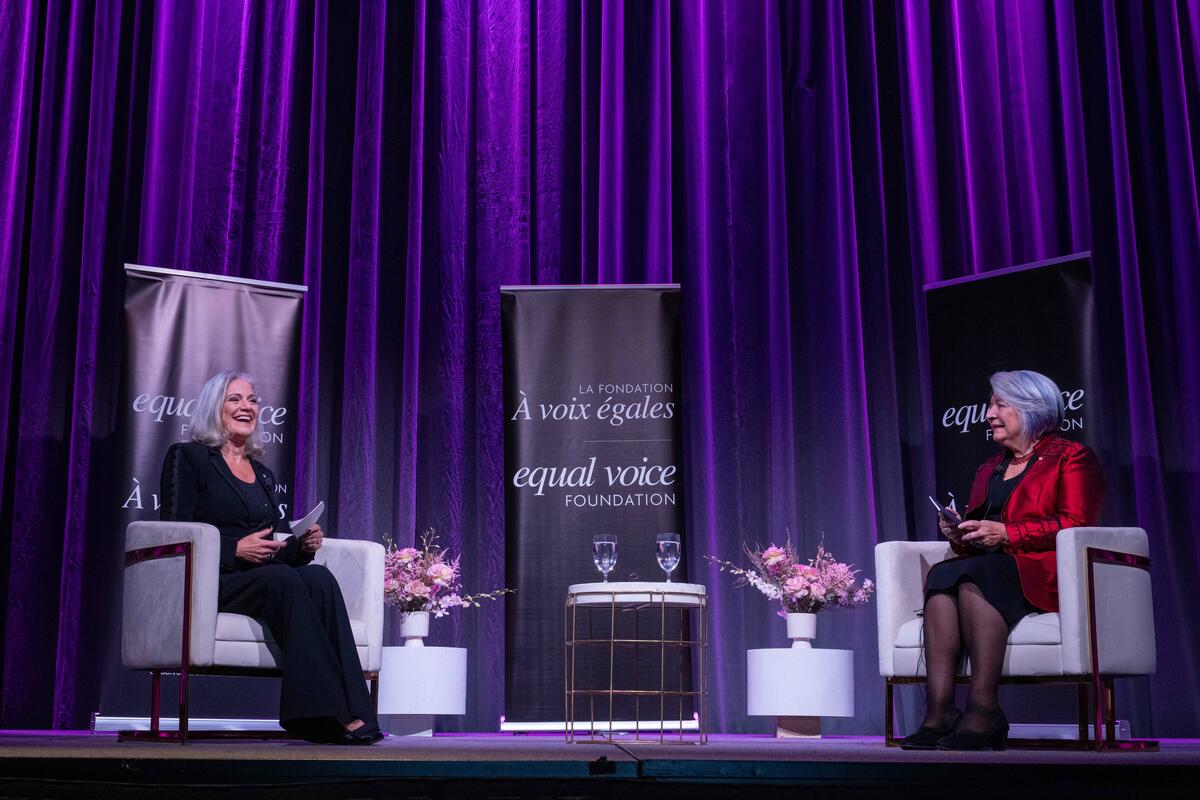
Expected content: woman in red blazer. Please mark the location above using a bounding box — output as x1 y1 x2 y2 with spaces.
901 370 1104 751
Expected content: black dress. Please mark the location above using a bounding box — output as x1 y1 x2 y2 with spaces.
924 453 1040 628
160 442 377 742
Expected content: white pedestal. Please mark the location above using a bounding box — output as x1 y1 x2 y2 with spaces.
377 645 467 737
747 647 854 738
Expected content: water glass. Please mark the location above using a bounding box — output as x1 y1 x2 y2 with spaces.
656 532 681 582
592 535 617 582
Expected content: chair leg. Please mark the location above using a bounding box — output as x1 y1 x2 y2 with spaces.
884 680 896 747
1077 683 1089 746
150 671 162 734
179 668 190 744
1104 677 1117 746
369 674 380 714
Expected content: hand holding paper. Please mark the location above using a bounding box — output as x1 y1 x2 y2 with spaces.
289 500 325 539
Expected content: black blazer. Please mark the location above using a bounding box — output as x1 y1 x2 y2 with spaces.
160 442 310 572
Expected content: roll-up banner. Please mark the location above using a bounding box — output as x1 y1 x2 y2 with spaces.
100 264 305 720
500 286 685 729
925 252 1097 503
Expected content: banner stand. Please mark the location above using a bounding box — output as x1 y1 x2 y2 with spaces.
98 264 305 722
500 285 686 731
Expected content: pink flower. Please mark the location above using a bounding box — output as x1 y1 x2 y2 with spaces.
853 579 875 605
793 563 817 579
384 578 400 595
427 562 455 587
784 575 810 597
397 547 420 564
761 546 788 571
405 580 431 598
710 541 873 614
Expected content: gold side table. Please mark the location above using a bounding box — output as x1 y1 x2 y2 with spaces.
564 581 707 744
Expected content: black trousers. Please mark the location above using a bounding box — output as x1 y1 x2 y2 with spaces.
219 563 376 740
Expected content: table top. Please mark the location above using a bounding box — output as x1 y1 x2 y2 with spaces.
567 581 706 607
747 646 854 658
381 645 467 653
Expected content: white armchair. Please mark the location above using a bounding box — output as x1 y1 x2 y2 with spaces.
875 527 1155 750
121 520 385 742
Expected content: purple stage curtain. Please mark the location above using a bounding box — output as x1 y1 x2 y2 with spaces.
1 1 1198 736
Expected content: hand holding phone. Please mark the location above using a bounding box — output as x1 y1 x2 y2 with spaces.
928 495 963 543
927 495 961 525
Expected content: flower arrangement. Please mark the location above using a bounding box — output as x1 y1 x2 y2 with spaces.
707 540 873 615
384 529 513 617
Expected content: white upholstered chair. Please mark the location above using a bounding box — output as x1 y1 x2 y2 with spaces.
875 527 1156 750
121 520 385 742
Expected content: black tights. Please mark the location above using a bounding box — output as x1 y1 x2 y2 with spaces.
921 582 1009 732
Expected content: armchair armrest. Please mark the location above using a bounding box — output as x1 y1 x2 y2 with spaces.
314 538 385 672
122 521 221 669
874 541 953 676
1055 527 1154 675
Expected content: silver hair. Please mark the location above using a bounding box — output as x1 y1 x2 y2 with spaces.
988 370 1064 442
190 370 264 457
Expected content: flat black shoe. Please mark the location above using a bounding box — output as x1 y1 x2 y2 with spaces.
899 710 962 750
333 729 369 745
335 724 384 745
357 724 384 744
937 709 1009 751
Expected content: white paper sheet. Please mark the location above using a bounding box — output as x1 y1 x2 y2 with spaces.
288 500 325 538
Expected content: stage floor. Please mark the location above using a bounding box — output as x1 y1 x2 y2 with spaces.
2 732 1197 798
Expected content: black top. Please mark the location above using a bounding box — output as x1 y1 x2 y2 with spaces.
956 453 1031 555
232 474 275 531
160 441 309 572
980 452 1029 522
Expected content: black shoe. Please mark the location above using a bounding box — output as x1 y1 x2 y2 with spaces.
336 723 384 745
899 710 962 750
332 729 371 745
937 709 1009 751
357 724 384 744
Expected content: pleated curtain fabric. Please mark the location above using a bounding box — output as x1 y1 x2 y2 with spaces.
0 1 1197 737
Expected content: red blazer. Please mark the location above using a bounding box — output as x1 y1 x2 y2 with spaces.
952 434 1104 612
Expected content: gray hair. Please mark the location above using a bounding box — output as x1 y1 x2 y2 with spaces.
988 370 1064 442
190 370 264 457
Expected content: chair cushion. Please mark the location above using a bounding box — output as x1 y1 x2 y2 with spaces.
894 612 1062 648
216 612 367 647
211 639 371 671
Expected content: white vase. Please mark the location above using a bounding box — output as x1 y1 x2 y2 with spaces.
786 612 817 649
400 611 430 647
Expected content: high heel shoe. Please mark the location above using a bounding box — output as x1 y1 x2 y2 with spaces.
899 709 962 750
936 709 1009 751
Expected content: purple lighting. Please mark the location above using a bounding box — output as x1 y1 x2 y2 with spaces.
0 0 1195 742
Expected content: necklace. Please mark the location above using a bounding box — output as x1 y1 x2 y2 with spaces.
1010 442 1039 466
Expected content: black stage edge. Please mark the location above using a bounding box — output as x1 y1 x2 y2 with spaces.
1 734 1197 799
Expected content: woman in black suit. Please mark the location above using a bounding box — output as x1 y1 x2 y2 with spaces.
160 370 381 745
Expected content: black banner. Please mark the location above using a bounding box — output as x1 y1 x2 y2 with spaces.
501 286 685 726
925 253 1097 502
101 264 305 719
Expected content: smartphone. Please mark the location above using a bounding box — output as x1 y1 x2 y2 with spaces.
927 495 961 525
